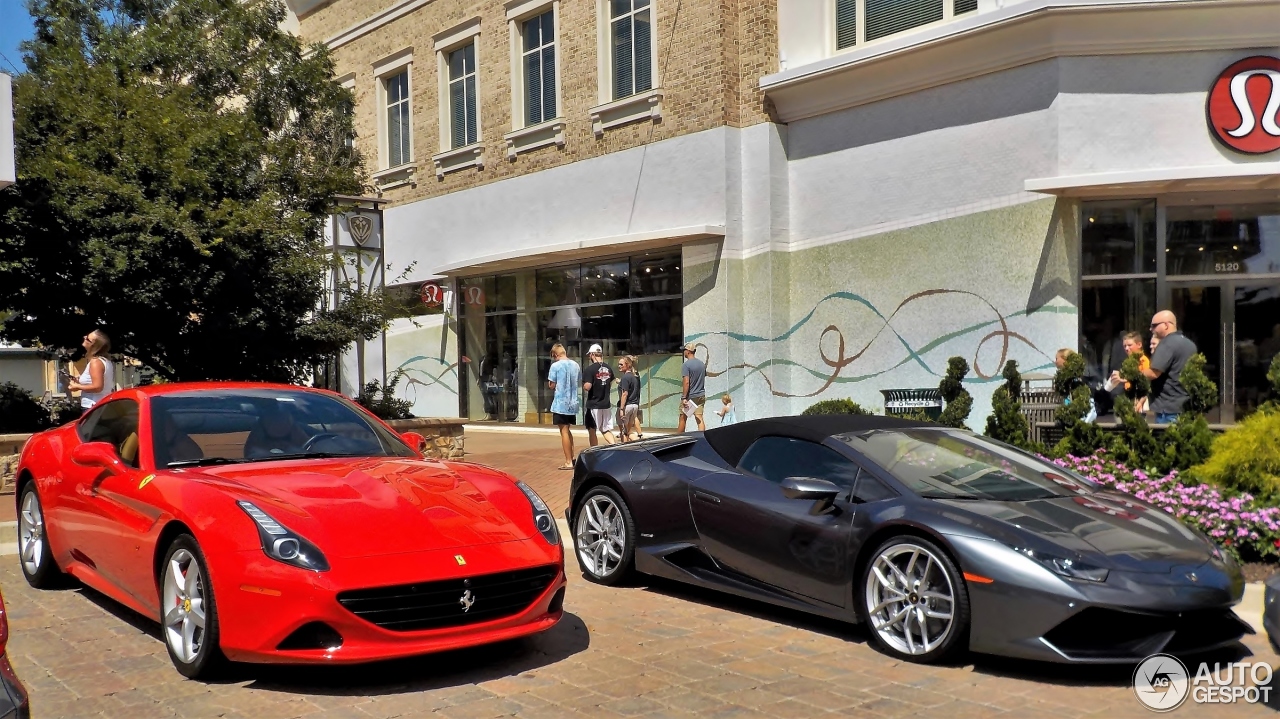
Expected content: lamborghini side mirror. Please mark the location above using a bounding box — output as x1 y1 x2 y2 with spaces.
780 476 841 501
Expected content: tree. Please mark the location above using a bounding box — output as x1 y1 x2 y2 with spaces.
1052 351 1112 458
802 399 871 416
938 357 973 429
0 0 388 382
984 360 1031 448
1157 353 1217 472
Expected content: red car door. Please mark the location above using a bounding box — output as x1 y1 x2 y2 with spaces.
65 399 157 606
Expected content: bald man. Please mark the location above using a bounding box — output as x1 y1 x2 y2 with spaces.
1142 310 1197 423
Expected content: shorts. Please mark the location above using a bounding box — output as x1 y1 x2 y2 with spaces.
586 408 616 433
552 412 576 426
688 395 706 419
620 404 639 430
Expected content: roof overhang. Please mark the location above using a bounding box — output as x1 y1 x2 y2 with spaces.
432 225 726 277
761 0 1280 123
1025 162 1280 197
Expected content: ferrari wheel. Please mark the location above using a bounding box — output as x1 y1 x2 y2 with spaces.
161 536 225 679
19 484 66 589
573 487 635 585
862 536 969 664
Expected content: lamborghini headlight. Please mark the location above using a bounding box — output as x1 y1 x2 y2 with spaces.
238 501 330 572
1017 547 1108 583
516 481 560 545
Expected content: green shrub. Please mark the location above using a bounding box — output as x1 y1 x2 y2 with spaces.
1159 413 1217 475
985 360 1031 448
0 383 53 433
1266 354 1280 412
1190 410 1280 503
1113 395 1159 469
938 357 973 429
1119 352 1150 400
356 371 415 420
801 398 871 416
1051 351 1112 458
1180 353 1218 415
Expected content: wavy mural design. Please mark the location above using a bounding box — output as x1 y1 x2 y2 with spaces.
687 288 1072 400
395 355 460 397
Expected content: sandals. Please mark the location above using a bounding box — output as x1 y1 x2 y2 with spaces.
558 462 574 470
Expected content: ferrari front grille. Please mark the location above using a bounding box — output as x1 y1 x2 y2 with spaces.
336 565 559 632
1042 607 1249 661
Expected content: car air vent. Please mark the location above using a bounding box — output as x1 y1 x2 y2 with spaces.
649 440 697 461
1042 607 1248 660
336 565 558 632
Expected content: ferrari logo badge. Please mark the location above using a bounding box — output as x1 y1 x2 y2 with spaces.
459 590 475 613
138 474 156 490
454 554 466 566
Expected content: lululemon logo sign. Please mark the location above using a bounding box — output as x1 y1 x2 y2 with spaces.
1207 56 1280 155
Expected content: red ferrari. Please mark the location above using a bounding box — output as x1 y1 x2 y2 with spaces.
14 383 565 678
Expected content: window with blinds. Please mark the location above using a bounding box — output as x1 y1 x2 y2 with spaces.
611 0 653 101
522 11 557 126
448 43 478 149
384 70 411 168
836 0 973 50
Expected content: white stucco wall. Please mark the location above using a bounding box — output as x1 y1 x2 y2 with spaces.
384 127 735 282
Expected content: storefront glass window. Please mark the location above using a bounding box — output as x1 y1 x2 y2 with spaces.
1081 200 1156 276
384 282 445 317
462 251 684 427
1166 202 1280 276
1079 278 1156 384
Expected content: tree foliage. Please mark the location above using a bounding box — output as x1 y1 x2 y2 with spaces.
1052 351 1111 458
937 357 973 429
0 0 387 382
801 398 871 416
356 370 415 421
984 360 1031 448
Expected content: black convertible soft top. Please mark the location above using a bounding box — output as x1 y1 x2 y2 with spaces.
702 414 934 468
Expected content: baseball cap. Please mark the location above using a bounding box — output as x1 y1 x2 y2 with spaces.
588 343 603 355
683 342 697 353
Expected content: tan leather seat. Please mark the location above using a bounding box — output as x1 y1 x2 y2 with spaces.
119 433 140 466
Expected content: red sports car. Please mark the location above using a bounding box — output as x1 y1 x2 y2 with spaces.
14 383 565 678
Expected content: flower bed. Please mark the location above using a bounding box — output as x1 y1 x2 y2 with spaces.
1047 452 1280 562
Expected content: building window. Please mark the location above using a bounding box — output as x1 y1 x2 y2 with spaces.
610 0 653 100
522 11 557 126
384 70 412 168
448 43 478 148
836 0 973 50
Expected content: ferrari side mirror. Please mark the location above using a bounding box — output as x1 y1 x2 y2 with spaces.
780 477 841 501
401 431 427 452
72 441 125 473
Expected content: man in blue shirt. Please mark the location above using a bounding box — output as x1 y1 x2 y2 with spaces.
547 343 581 469
678 342 707 433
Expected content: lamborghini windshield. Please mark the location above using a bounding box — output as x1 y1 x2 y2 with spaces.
150 389 416 468
840 428 1098 501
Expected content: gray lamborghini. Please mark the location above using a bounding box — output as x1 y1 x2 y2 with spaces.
565 415 1251 664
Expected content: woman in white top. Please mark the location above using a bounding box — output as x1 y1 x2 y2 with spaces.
68 329 115 411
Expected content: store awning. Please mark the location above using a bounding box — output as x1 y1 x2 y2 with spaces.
431 225 726 276
1025 162 1280 198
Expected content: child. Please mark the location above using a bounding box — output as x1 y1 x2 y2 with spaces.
714 394 736 425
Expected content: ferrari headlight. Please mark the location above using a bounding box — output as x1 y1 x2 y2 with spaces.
238 501 330 572
516 481 559 545
1018 548 1108 583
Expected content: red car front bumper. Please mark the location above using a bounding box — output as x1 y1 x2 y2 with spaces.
211 538 566 665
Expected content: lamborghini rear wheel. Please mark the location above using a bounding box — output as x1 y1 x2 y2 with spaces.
861 536 970 664
573 487 635 585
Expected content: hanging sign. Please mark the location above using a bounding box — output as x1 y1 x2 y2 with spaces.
419 282 445 308
1207 56 1280 155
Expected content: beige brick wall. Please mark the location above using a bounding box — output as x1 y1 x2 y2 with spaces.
298 0 779 207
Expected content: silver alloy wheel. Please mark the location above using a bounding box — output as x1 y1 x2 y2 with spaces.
162 549 207 664
575 495 626 578
864 543 956 656
19 490 44 576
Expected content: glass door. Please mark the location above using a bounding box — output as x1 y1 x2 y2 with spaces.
1232 283 1280 419
1168 285 1225 424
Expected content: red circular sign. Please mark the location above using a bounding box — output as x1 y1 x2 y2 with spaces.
418 282 444 307
1207 56 1280 155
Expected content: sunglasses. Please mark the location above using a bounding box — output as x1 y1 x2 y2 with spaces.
1149 321 1167 330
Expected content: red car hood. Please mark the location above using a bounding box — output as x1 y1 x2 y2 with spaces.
184 458 534 559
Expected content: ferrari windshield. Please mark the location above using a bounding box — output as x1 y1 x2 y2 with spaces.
840 428 1098 501
150 389 416 467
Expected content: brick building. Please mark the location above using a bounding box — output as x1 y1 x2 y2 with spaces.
291 0 1280 427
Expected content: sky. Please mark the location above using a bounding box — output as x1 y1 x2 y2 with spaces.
0 1 34 75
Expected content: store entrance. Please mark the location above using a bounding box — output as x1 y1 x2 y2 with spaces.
1169 281 1280 423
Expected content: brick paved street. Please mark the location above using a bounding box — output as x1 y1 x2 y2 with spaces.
1 427 1276 718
